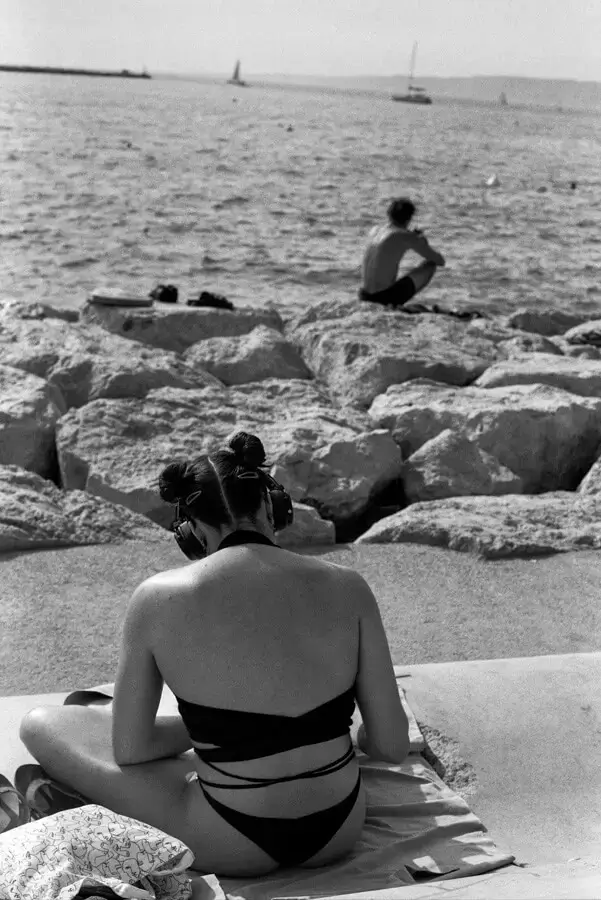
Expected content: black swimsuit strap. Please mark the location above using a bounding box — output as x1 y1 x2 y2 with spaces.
217 530 279 551
195 743 355 790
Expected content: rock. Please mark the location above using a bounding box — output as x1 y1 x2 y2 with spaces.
369 379 601 493
288 298 496 409
80 301 284 353
465 318 521 344
577 451 601 495
184 326 311 384
0 298 80 323
552 341 601 361
563 319 601 347
276 502 336 547
475 354 601 398
504 307 588 337
356 492 601 559
271 427 403 522
0 315 220 408
497 334 563 358
0 465 164 553
402 428 523 503
56 381 403 528
0 364 66 479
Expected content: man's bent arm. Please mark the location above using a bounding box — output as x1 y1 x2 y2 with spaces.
406 232 446 266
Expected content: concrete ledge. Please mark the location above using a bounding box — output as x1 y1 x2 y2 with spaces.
396 654 601 866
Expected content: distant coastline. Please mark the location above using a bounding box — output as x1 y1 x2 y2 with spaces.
0 64 151 80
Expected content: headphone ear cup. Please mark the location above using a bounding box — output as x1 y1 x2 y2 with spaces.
173 520 207 560
269 489 294 531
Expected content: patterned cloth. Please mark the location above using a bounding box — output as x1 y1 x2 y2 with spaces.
0 804 194 900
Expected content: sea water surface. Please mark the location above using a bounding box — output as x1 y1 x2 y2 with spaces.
1 72 600 320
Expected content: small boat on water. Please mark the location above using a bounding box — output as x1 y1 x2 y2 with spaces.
227 60 248 87
392 42 432 105
499 92 508 106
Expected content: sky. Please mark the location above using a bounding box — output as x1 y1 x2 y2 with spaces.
1 0 599 82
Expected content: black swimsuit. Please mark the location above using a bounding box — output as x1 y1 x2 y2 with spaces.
175 530 361 868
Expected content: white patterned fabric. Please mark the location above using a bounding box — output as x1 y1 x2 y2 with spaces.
0 804 194 900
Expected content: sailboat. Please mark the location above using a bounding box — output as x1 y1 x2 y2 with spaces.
392 42 432 105
499 91 508 106
227 60 247 87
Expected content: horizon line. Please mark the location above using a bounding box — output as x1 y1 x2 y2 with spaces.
160 69 601 86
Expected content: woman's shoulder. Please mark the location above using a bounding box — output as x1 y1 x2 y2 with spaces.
283 550 369 589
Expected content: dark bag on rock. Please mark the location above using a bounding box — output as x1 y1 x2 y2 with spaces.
187 291 234 311
149 284 179 303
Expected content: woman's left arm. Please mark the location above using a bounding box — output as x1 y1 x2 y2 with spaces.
112 582 193 766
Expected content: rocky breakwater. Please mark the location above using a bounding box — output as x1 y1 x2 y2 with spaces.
0 298 401 552
287 298 601 557
5 294 601 558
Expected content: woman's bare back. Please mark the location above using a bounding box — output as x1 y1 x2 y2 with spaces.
150 545 359 715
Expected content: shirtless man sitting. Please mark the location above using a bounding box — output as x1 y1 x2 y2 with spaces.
360 197 445 309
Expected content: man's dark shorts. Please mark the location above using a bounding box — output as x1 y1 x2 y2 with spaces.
359 275 417 308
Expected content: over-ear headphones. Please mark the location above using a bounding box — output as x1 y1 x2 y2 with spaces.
171 471 294 561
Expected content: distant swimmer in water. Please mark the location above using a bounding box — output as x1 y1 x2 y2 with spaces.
359 197 445 309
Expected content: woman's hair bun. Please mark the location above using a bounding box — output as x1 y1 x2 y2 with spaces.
228 431 266 469
158 461 188 504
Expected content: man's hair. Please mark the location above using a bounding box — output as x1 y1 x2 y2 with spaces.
387 197 416 227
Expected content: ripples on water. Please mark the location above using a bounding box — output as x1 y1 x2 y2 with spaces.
1 73 600 320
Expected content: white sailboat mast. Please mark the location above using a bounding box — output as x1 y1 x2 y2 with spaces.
408 42 417 89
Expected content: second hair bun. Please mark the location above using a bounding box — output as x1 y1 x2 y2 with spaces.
228 431 266 469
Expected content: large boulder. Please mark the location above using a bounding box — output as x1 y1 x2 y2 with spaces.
0 465 164 553
80 301 284 353
0 314 220 409
184 326 311 384
0 364 66 479
402 428 523 503
56 380 403 528
503 307 588 337
288 298 497 409
276 502 336 548
474 354 601 398
356 492 601 558
369 379 601 493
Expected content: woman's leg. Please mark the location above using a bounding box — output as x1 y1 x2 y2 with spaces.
19 705 278 876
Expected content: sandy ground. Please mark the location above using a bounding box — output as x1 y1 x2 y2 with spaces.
1 540 600 695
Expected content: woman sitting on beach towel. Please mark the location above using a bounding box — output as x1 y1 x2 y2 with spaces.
19 431 409 877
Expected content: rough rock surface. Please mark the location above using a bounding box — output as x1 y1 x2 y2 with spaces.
563 319 601 347
504 307 588 337
577 452 601 495
184 326 311 384
496 334 562 358
56 381 402 528
0 315 222 408
551 340 601 360
369 379 601 493
402 428 523 503
0 364 66 479
276 502 336 547
0 465 164 553
356 492 601 558
80 301 283 353
0 298 80 323
288 298 498 409
474 354 601 398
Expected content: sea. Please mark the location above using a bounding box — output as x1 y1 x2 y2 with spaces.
1 72 600 322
